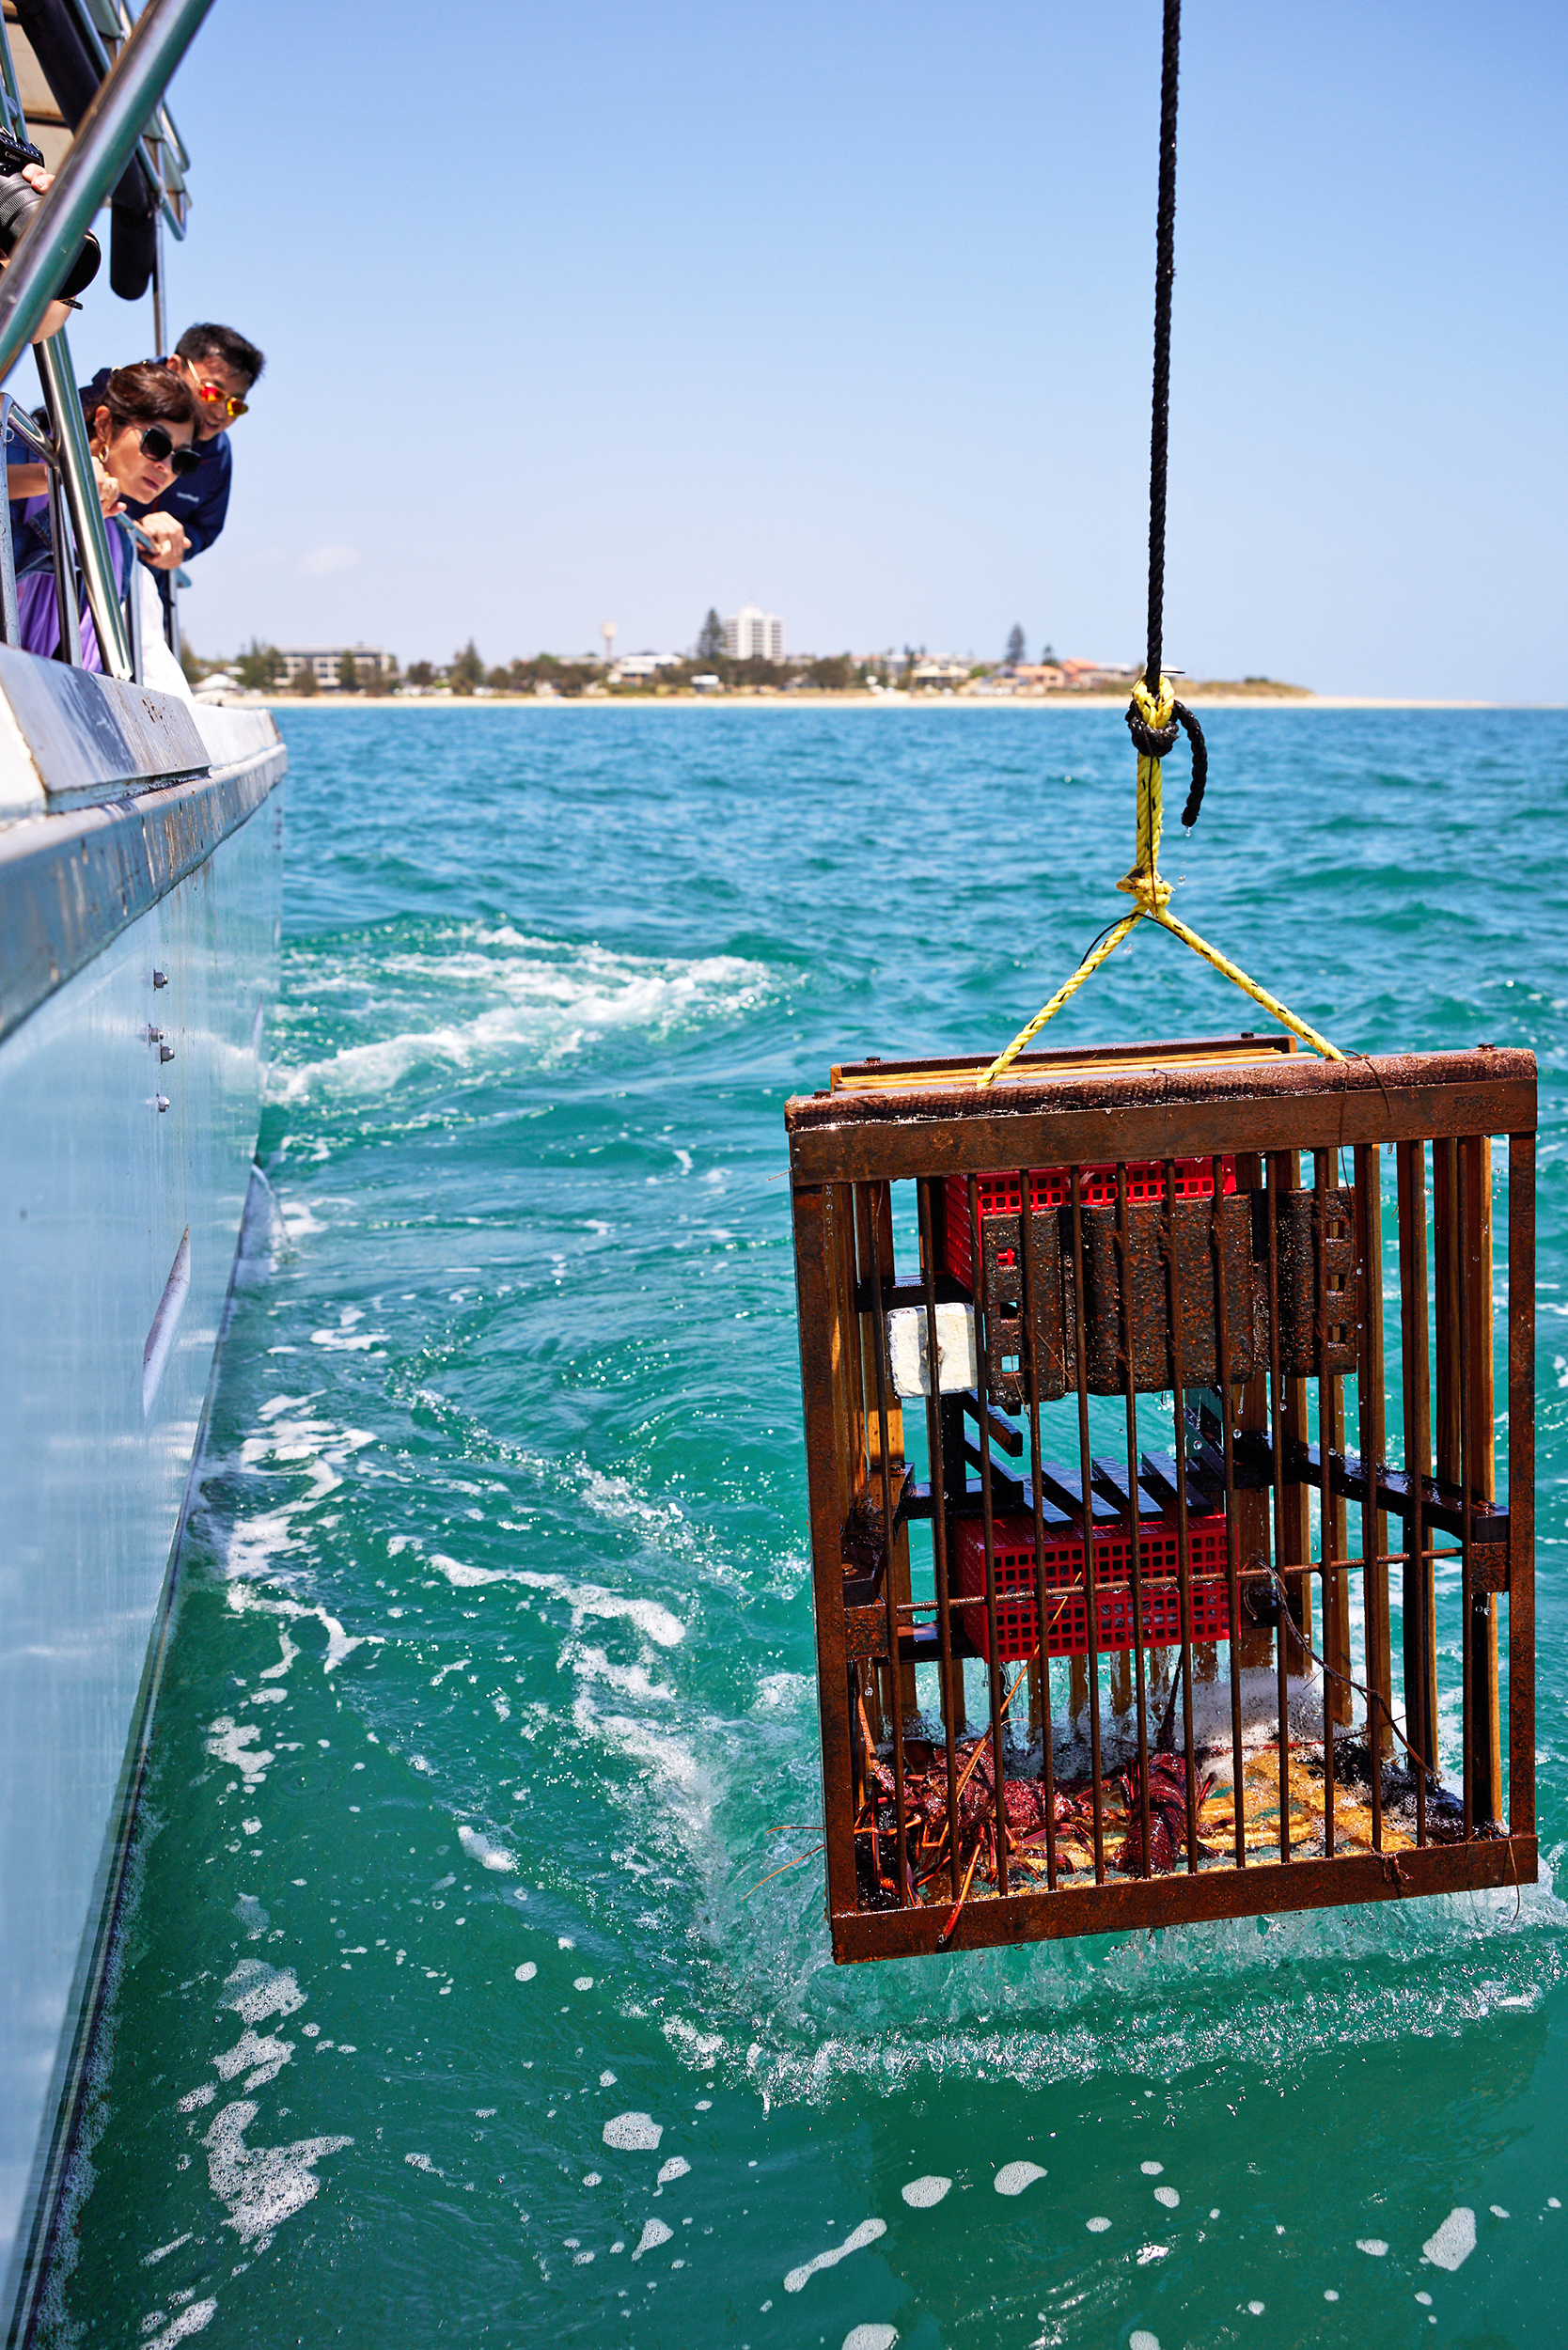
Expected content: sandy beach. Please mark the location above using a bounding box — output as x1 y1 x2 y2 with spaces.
244 690 1518 713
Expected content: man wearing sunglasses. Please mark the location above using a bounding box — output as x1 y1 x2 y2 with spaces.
83 321 263 577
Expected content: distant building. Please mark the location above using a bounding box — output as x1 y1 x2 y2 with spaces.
609 652 684 682
1058 658 1137 690
910 658 970 689
277 645 397 688
723 604 784 663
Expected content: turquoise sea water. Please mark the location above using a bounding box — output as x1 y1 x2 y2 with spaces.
50 707 1568 2349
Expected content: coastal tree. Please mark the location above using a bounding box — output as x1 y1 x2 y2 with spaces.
292 659 318 697
449 640 485 695
235 638 283 692
337 650 360 694
405 660 435 687
1005 623 1026 668
696 608 725 662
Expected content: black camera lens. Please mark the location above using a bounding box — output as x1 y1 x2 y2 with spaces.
0 170 102 302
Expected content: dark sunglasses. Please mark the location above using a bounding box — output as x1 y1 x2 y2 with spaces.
138 423 201 477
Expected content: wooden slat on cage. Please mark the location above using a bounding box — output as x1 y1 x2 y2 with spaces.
786 1035 1535 1962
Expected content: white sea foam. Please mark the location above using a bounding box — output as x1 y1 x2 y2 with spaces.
664 2019 727 2068
514 1962 537 1982
430 1557 684 1651
1140 2161 1165 2175
457 1825 516 1872
572 1697 712 1845
603 2112 663 2152
141 2234 194 2266
1129 2335 1160 2350
204 1718 273 1786
221 1963 305 2028
1086 2216 1111 2232
753 1670 813 1715
270 937 779 1104
259 1629 299 1681
202 2101 351 2247
842 2329 899 2350
632 2218 673 2262
995 2162 1046 2197
1356 2238 1389 2257
146 2299 218 2347
213 2028 292 2089
657 2156 691 2186
1153 2186 1179 2209
565 1643 675 1703
784 2218 886 2293
1422 2208 1476 2270
901 2177 950 2209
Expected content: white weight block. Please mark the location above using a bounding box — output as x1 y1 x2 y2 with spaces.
885 1302 978 1399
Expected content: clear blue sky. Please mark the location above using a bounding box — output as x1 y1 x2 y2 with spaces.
64 0 1568 696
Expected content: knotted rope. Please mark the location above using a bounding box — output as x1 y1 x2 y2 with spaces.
976 0 1341 1089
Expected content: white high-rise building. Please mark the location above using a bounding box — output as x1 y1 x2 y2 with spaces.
723 603 785 662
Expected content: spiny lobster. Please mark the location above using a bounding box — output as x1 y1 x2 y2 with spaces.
1114 1750 1215 1874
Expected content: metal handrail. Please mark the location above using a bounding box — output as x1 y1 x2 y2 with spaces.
0 0 214 375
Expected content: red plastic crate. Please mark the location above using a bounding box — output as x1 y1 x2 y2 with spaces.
944 1156 1236 1290
954 1512 1231 1663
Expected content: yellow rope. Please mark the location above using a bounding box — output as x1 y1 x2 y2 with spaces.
979 913 1145 1077
977 674 1342 1087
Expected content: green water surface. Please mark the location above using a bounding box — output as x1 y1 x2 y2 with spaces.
50 707 1568 2349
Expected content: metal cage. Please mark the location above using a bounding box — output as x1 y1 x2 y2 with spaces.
785 1035 1537 1962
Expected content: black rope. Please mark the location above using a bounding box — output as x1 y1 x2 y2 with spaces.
1124 694 1206 827
1145 0 1180 694
1127 0 1209 834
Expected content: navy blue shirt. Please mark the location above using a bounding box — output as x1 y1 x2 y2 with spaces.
82 363 232 556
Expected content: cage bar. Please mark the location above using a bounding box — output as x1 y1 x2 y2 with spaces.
786 1035 1536 1962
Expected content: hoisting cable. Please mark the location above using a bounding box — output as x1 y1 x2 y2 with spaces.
978 0 1341 1087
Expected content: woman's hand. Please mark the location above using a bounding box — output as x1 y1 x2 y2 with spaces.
91 452 123 517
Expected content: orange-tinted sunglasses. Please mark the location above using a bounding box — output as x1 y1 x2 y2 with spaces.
193 379 248 420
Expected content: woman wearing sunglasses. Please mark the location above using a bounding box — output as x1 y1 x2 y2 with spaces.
11 362 199 670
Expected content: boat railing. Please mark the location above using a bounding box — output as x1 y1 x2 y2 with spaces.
0 0 212 686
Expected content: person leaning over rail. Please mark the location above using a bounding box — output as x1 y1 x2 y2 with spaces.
82 321 264 580
8 361 197 671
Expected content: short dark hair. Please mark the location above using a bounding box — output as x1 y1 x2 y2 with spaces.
176 321 265 389
92 361 199 432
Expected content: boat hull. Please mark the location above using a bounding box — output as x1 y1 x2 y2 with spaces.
0 683 286 2334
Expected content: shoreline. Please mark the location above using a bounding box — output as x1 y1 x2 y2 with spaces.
236 691 1535 713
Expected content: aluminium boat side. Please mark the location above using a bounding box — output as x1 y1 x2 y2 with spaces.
0 651 286 2341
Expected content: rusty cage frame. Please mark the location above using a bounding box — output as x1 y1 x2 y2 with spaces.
785 1037 1537 1963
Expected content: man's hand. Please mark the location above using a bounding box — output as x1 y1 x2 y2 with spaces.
134 509 188 570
